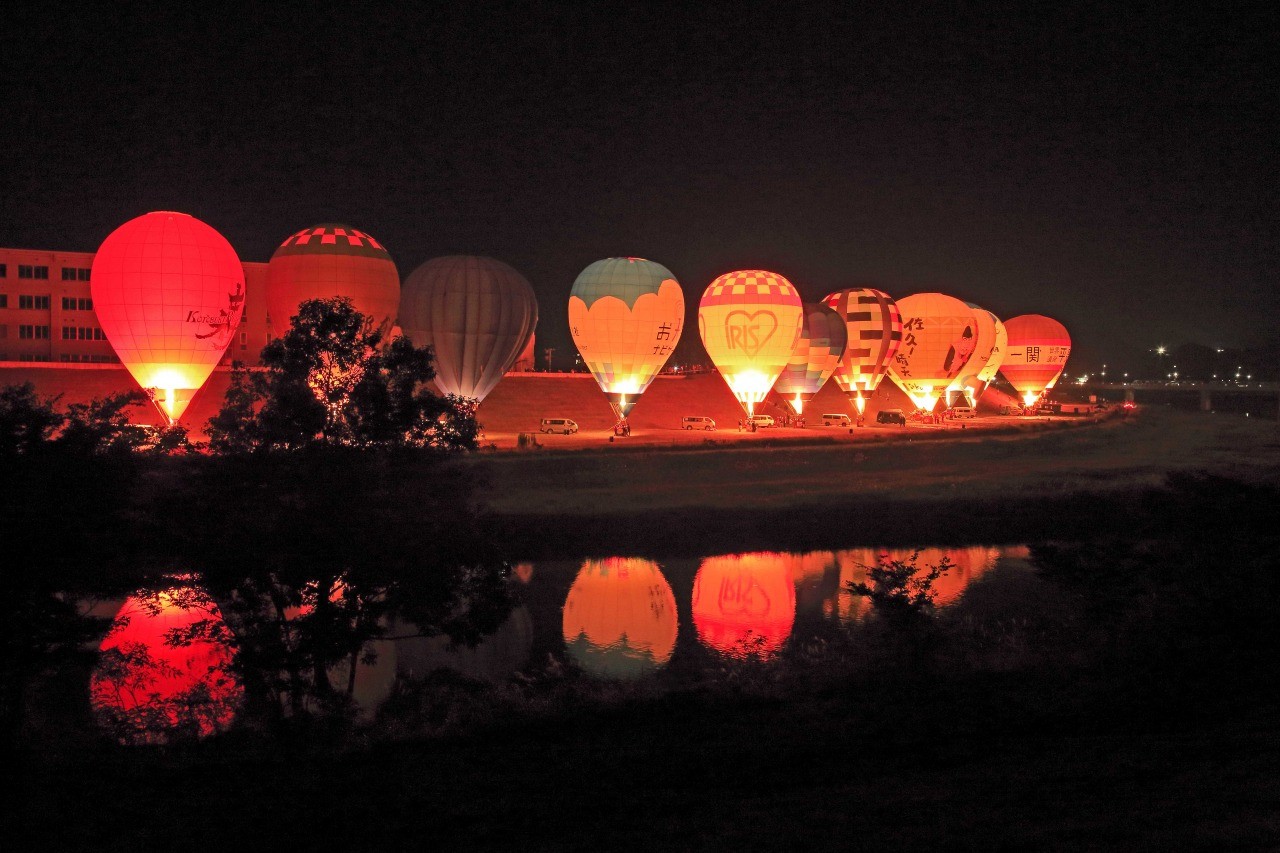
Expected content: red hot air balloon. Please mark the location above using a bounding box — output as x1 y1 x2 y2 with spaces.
91 211 245 423
399 256 539 402
266 224 400 338
823 288 902 416
1001 314 1072 408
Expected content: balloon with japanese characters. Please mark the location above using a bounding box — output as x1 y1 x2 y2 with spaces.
90 211 245 423
822 288 902 416
772 302 848 415
1000 314 1072 408
886 292 980 413
568 257 684 420
699 270 804 417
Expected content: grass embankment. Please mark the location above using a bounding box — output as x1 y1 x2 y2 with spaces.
470 409 1280 556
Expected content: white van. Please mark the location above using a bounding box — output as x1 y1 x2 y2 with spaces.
540 418 578 435
821 413 853 427
747 414 775 428
682 416 716 431
949 406 976 419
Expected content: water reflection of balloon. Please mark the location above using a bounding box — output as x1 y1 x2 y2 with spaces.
90 581 242 744
562 558 678 680
698 270 803 417
772 303 848 415
822 288 902 415
266 224 400 338
90 211 245 423
399 255 539 402
887 293 979 412
569 258 685 419
1000 314 1072 408
833 546 1001 621
692 553 796 658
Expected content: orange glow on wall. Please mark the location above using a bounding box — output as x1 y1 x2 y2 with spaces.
1000 314 1072 408
562 558 679 679
692 552 795 658
400 255 538 402
568 258 685 419
887 292 980 412
90 211 245 422
699 270 804 416
90 581 242 744
266 224 400 338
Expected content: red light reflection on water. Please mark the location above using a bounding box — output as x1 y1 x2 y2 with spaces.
692 552 796 659
90 582 242 744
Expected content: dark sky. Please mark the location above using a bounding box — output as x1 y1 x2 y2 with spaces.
2 3 1275 372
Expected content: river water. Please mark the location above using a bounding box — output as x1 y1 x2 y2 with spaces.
84 544 1039 742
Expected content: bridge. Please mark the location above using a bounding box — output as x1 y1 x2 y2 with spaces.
1086 380 1280 421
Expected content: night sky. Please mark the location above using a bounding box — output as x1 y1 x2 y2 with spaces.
2 4 1275 372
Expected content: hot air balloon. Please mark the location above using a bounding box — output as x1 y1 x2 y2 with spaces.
953 304 1003 407
266 224 400 338
887 292 980 412
399 255 538 402
1000 314 1072 408
972 310 1008 405
772 303 848 415
692 552 796 659
698 270 804 417
568 257 684 420
90 579 242 744
90 211 245 423
562 557 678 680
822 288 902 416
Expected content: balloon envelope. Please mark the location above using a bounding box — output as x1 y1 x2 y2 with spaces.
773 302 848 414
400 255 538 401
823 288 902 410
954 303 1003 405
887 292 980 411
266 224 399 337
568 257 684 418
1000 314 1071 406
90 211 245 422
562 557 679 680
699 270 804 416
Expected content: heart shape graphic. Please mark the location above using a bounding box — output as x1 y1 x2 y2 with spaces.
723 310 778 358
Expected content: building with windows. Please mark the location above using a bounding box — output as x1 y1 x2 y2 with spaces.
0 246 269 366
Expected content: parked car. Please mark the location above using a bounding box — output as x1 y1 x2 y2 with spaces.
747 414 775 428
948 405 976 419
821 413 853 426
876 408 907 425
540 418 578 435
682 416 716 431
